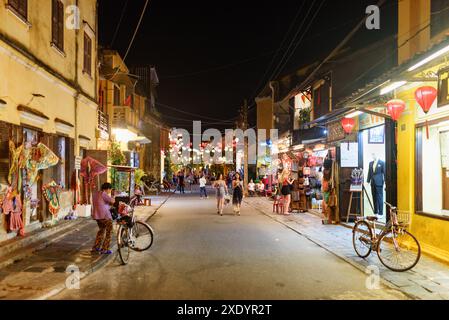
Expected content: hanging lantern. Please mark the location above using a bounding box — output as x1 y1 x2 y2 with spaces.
415 86 437 139
341 117 355 134
386 99 406 121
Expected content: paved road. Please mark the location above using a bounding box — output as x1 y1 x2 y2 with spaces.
53 190 408 300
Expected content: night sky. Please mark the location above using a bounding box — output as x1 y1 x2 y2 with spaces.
98 0 397 131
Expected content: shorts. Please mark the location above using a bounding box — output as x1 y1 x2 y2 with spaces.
281 185 291 196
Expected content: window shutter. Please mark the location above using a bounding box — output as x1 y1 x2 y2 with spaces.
52 0 58 44
18 0 27 18
58 1 64 50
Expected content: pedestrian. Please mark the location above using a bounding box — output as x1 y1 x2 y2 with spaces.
232 172 244 215
91 182 115 255
214 174 228 215
248 179 256 197
178 171 185 194
280 169 295 215
199 174 208 199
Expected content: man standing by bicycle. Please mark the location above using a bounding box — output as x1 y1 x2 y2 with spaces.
91 182 115 255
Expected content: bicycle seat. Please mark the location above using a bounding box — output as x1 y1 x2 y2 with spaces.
366 216 378 221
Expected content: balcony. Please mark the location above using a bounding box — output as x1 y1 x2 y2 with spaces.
112 106 139 131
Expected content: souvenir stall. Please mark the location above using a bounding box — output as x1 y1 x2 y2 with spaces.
1 140 59 237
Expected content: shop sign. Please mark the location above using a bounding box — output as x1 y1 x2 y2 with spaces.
438 67 449 108
359 107 385 130
340 142 359 168
75 156 82 170
327 121 345 142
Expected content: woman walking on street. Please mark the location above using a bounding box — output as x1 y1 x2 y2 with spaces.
232 173 244 215
214 174 228 215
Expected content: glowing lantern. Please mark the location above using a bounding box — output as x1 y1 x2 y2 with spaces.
386 99 406 121
341 117 355 134
415 86 437 139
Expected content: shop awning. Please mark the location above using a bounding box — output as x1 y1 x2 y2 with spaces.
100 65 139 89
300 105 392 130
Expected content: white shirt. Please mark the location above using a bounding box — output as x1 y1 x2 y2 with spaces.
199 177 207 188
248 182 255 191
373 159 379 173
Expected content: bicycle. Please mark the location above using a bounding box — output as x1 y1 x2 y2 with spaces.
352 202 421 272
115 197 155 265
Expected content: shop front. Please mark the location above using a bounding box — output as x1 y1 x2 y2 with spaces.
0 120 75 242
322 108 397 224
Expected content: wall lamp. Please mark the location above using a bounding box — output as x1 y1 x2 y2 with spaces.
0 98 7 107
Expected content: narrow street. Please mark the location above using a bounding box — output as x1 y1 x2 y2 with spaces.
53 189 407 300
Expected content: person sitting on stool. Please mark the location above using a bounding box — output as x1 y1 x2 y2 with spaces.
367 153 385 216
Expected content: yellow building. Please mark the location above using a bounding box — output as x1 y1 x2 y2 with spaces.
395 0 449 263
0 0 98 240
338 0 449 263
98 50 168 185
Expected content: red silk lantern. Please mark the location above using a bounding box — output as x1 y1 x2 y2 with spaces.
386 99 406 121
341 117 355 134
415 86 437 139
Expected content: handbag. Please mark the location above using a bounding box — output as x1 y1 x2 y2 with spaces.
328 190 338 208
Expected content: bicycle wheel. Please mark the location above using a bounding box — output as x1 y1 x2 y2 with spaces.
352 220 373 258
377 227 421 272
117 226 130 265
129 221 154 252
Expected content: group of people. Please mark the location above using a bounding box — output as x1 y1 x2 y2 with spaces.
213 173 244 216
247 179 266 197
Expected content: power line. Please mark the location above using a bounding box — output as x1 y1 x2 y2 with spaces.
267 0 320 85
247 0 308 103
272 0 326 80
110 0 129 47
156 102 235 123
122 0 150 62
110 0 150 80
161 50 275 79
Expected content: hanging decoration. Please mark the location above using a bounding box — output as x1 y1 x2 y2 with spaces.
80 156 108 187
341 117 355 134
1 186 25 236
23 143 59 185
415 86 438 139
386 99 406 121
42 181 62 216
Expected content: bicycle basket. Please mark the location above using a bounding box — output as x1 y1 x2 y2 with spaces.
396 210 411 226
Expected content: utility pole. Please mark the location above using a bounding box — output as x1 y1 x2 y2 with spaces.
243 99 249 196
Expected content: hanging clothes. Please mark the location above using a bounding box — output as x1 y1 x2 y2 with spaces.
2 187 25 236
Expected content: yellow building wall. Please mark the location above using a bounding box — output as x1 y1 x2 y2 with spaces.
256 96 273 135
0 0 98 154
397 85 449 263
397 0 449 263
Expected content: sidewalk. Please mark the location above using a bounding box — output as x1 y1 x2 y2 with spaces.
244 197 449 300
0 194 171 300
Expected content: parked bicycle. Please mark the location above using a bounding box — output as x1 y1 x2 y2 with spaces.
352 202 421 272
114 196 154 265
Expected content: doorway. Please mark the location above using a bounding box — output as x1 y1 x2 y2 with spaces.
361 125 386 223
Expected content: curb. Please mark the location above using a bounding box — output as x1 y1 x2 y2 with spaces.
0 218 90 270
35 194 173 300
245 199 420 300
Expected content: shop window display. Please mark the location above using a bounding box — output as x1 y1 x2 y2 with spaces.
417 121 449 216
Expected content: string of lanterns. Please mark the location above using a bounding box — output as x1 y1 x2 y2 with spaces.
340 86 438 140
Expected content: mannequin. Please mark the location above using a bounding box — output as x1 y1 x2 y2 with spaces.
367 153 385 216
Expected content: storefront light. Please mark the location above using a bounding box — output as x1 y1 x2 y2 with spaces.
408 44 449 72
380 81 407 95
293 144 304 150
112 128 138 142
345 110 364 118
